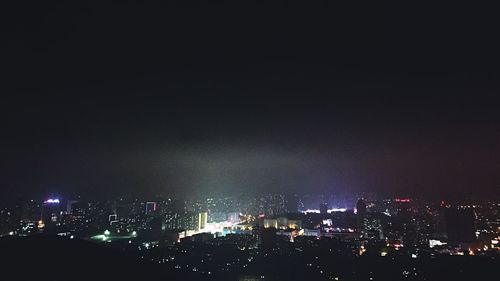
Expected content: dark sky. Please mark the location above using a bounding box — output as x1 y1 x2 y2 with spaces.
1 2 500 202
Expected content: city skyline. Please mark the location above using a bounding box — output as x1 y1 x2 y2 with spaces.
2 192 498 280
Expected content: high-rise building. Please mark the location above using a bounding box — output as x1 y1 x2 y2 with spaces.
251 194 287 217
260 227 277 251
320 203 328 214
0 207 17 235
392 198 412 218
227 212 240 223
444 208 476 243
145 202 157 215
40 198 63 233
356 199 367 216
198 212 208 231
181 212 199 231
19 199 40 222
362 214 385 240
164 212 182 230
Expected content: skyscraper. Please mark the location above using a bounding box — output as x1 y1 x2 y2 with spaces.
145 202 157 215
198 212 208 231
40 198 63 233
320 203 328 214
444 208 476 243
356 199 367 216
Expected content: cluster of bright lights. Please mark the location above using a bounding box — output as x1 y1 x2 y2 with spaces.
90 229 138 242
44 198 60 204
324 227 355 233
328 208 347 213
301 208 347 214
429 239 447 248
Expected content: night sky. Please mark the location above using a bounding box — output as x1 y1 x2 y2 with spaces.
2 2 499 202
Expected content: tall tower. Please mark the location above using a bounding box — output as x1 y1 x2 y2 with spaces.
444 208 476 243
198 212 208 231
356 198 367 216
40 198 62 233
319 202 328 214
145 202 157 215
356 198 367 236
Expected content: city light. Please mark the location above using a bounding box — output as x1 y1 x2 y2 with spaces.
44 198 60 204
3 194 500 279
301 208 347 214
37 220 45 229
429 239 447 248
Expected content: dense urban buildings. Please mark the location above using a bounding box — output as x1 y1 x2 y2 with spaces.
1 194 499 280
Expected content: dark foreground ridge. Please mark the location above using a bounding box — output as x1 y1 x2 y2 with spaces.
1 236 498 281
0 236 177 281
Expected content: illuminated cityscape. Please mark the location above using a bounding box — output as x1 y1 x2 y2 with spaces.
1 194 499 280
2 2 500 281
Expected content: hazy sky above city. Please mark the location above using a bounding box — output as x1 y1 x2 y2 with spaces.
2 2 499 202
